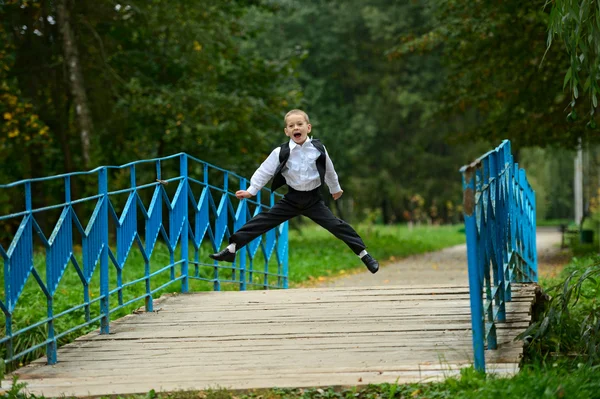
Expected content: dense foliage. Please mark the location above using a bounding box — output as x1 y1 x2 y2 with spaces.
399 0 600 149
0 0 585 226
1 0 296 177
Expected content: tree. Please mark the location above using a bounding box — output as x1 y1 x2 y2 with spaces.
0 0 301 181
398 0 599 149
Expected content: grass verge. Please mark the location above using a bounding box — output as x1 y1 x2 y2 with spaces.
288 223 465 285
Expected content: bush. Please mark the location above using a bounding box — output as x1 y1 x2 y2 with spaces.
519 256 600 367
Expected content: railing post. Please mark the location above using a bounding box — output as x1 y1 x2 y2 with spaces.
462 166 486 372
98 168 110 334
248 190 261 285
238 178 247 291
490 152 506 323
204 163 221 292
45 177 72 365
278 221 289 289
532 190 538 281
501 145 512 301
180 154 189 293
264 192 275 289
3 250 12 366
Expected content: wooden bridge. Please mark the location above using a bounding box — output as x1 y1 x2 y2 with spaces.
0 143 540 397
3 283 537 397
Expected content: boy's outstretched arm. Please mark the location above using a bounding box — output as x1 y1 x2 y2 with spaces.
239 148 280 199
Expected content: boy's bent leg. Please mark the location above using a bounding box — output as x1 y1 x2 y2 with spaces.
210 198 300 262
230 198 300 248
302 200 379 273
302 200 366 255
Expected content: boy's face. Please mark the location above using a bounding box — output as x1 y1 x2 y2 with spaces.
284 113 311 145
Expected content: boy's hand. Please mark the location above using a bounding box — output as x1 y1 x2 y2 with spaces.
332 190 343 200
235 190 253 199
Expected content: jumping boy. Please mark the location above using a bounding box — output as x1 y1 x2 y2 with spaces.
209 109 379 274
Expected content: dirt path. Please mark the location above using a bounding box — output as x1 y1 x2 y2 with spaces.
315 227 569 288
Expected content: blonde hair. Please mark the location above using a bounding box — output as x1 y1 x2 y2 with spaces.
284 109 310 125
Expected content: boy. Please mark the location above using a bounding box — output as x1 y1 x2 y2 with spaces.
209 109 379 274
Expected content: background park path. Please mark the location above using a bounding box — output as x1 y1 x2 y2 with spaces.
314 226 569 288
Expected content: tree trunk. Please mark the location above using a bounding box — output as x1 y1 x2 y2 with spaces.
56 0 92 168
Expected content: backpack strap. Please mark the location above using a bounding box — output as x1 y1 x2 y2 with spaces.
310 138 325 154
271 142 291 191
278 142 290 163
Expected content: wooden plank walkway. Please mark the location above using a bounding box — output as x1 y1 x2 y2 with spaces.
4 284 538 397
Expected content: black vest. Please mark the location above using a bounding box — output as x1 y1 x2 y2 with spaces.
271 139 327 191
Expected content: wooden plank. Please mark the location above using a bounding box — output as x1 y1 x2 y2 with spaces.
49 336 520 352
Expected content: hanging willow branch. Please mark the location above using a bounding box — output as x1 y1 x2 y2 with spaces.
546 0 600 127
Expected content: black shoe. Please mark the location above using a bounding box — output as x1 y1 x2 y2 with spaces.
361 254 379 274
209 248 236 263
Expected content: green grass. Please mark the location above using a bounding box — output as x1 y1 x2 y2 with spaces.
241 365 600 399
536 219 572 227
287 223 466 285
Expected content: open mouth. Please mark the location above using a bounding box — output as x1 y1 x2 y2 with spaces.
294 133 302 138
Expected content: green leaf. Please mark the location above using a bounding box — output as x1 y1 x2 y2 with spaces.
564 66 572 89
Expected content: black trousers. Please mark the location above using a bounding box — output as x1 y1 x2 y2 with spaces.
230 187 366 255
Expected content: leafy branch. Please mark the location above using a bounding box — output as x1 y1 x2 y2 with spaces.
546 0 600 127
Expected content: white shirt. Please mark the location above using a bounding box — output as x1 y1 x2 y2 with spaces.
247 137 342 195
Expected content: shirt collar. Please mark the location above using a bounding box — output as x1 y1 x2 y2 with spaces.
288 136 312 150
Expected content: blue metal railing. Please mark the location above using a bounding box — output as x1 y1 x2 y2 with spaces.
460 140 537 372
0 153 288 366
